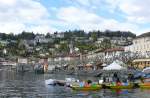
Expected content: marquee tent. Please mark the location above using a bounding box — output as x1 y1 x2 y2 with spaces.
103 61 126 70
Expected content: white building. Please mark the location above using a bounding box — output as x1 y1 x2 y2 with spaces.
51 32 64 38
86 50 104 61
125 32 150 55
95 38 105 47
56 33 64 38
104 48 124 58
53 53 80 62
34 35 53 44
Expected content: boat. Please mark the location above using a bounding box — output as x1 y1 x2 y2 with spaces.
108 85 133 89
106 83 133 89
139 83 150 89
71 85 101 91
45 79 56 85
45 79 66 86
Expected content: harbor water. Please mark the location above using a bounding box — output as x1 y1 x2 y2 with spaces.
0 70 150 98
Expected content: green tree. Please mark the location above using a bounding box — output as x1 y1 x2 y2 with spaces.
46 33 51 38
91 32 98 41
17 31 35 40
59 43 69 52
75 41 97 53
100 39 111 50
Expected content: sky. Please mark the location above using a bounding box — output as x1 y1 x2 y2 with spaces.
0 0 150 35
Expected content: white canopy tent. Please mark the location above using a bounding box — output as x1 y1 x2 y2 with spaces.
101 63 107 67
142 67 150 73
103 61 126 70
114 60 127 67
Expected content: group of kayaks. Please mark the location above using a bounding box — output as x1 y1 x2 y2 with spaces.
70 83 150 91
45 78 150 91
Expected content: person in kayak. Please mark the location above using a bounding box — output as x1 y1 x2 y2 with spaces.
116 78 122 86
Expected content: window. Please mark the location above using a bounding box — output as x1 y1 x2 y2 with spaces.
134 40 137 44
137 46 138 50
146 37 150 42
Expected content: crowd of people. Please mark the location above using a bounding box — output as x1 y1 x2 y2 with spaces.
102 72 136 86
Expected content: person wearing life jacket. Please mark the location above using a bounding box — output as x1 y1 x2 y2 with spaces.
140 76 144 83
44 64 48 72
84 80 92 87
116 78 122 86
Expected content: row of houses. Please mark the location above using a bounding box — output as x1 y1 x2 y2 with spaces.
125 34 150 55
49 32 150 70
86 32 150 69
124 32 150 69
1 32 147 70
6 31 150 71
95 36 133 47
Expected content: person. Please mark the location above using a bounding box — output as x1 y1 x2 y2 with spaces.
84 81 89 87
109 77 113 83
128 73 135 82
84 80 92 87
140 76 144 83
79 81 84 87
122 79 128 86
113 73 118 82
116 78 122 86
87 80 92 84
44 64 48 72
103 77 106 83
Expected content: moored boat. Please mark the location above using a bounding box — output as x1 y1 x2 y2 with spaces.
139 83 150 89
71 85 101 91
108 85 133 89
106 82 134 89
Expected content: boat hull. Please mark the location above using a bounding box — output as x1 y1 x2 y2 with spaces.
108 85 133 89
139 83 150 89
71 85 101 91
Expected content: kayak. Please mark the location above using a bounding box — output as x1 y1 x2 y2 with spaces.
107 85 133 89
139 83 150 89
71 85 101 91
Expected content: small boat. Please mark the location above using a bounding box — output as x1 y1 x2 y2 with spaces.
71 85 101 91
45 79 66 86
45 79 58 85
108 85 133 89
106 82 133 89
139 83 150 89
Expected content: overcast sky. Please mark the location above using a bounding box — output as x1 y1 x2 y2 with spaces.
0 0 150 35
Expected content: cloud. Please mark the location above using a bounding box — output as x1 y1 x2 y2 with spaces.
0 0 149 35
56 6 138 33
57 6 102 24
105 0 150 24
26 25 57 33
75 0 90 6
0 0 56 34
74 0 102 7
61 0 150 35
0 0 17 6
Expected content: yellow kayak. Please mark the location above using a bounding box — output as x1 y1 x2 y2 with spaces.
71 85 101 91
139 83 150 89
107 85 133 89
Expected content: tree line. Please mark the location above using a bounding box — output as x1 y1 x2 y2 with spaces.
0 30 136 41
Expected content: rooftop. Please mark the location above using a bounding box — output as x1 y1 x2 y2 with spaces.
105 48 124 52
133 58 150 62
136 32 150 39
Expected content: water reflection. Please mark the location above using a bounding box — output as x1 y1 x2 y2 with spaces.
0 70 150 98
